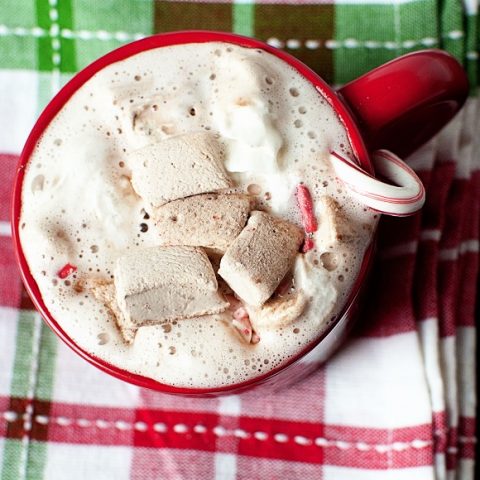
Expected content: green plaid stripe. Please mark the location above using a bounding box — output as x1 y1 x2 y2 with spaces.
440 0 464 61
465 11 478 91
1 441 24 480
334 1 439 85
35 323 59 402
56 0 76 73
0 0 477 88
36 0 57 73
0 0 153 73
9 312 42 399
1 310 56 480
0 1 38 70
74 0 153 71
334 4 400 85
0 1 37 27
233 2 255 37
1 440 46 480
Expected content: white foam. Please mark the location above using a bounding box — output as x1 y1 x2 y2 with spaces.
20 42 376 388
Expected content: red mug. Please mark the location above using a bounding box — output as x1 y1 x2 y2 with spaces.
11 31 468 395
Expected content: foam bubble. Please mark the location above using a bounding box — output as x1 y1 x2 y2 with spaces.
31 175 45 193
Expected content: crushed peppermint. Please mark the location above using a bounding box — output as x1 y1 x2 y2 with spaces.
296 184 317 252
302 236 315 253
296 184 317 233
57 263 77 279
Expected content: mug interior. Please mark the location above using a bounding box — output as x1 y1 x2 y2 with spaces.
12 30 374 395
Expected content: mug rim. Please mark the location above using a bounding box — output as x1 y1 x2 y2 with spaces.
11 30 374 395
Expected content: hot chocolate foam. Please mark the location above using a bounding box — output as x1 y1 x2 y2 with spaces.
20 42 377 388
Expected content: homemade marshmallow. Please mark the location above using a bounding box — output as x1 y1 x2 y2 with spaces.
89 279 136 343
317 196 355 246
246 291 308 329
218 211 304 306
129 132 233 208
154 193 252 252
103 245 228 341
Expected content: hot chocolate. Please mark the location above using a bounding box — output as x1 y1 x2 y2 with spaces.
19 42 376 388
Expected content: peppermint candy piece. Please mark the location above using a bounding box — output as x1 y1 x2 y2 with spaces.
330 149 425 216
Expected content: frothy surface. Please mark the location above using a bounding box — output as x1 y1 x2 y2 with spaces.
20 42 376 388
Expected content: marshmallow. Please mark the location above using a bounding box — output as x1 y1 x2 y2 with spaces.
246 291 308 329
317 196 354 245
128 132 233 208
89 279 136 344
90 246 229 342
154 193 252 253
218 211 303 307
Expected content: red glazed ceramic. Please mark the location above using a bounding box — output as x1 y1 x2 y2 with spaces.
11 31 468 395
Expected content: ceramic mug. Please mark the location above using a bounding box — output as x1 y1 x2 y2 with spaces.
12 31 468 395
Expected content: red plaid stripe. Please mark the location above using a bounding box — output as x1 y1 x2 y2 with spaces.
361 253 417 337
239 369 326 422
457 169 480 327
0 154 18 222
0 154 22 308
414 161 456 321
446 426 459 471
438 176 470 338
355 168 435 339
131 449 216 480
0 397 11 438
235 457 322 480
138 390 221 413
458 417 476 460
433 411 448 455
0 237 22 308
1 395 437 468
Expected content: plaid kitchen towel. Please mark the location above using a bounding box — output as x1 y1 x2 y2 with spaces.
0 1 478 479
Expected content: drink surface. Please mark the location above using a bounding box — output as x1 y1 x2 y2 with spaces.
20 42 376 388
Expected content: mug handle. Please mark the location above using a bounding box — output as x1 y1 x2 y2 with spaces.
338 49 469 158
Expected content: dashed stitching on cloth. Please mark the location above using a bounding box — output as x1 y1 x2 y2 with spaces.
48 0 61 94
0 24 467 51
0 25 145 42
267 36 439 50
267 30 463 49
2 411 470 452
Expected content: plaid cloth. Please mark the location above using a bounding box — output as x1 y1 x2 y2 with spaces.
0 1 478 479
